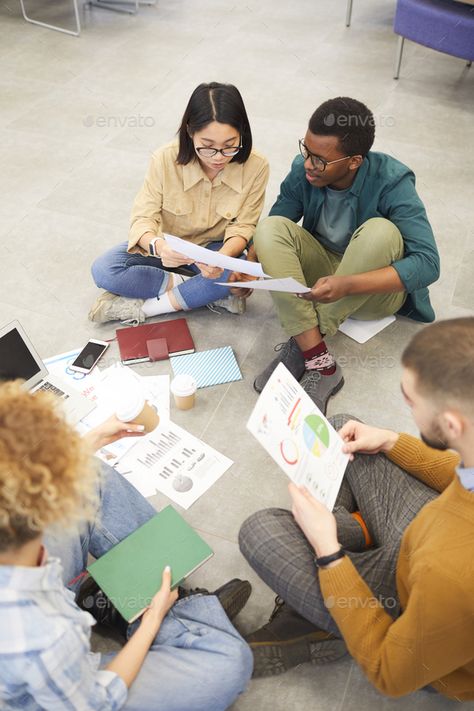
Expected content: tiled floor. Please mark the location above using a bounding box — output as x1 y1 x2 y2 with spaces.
1 0 473 708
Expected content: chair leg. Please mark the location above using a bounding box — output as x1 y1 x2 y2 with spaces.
87 0 155 13
19 0 81 35
346 0 354 27
394 36 405 79
87 0 138 14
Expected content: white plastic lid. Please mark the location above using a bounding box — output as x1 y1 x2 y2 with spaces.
170 374 197 397
115 387 145 422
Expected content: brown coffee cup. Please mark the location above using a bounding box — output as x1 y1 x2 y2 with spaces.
116 392 159 434
170 374 197 411
129 401 160 433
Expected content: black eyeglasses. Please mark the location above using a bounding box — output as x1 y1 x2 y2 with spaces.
195 145 242 158
299 139 352 172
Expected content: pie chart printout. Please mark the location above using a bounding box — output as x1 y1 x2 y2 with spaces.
303 415 330 458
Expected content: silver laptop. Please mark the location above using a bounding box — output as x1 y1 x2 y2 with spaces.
0 320 95 424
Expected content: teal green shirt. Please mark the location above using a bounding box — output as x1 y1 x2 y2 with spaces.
315 186 353 253
269 151 440 322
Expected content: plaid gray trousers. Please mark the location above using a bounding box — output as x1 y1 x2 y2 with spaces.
239 414 439 637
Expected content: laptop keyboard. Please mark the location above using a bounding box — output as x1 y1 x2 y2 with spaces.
37 381 70 400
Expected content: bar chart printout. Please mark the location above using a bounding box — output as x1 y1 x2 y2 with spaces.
116 422 233 509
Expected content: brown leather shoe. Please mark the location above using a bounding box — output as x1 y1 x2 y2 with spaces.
246 597 347 677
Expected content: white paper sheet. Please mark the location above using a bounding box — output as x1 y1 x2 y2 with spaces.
115 422 233 508
338 315 396 344
247 363 349 511
164 233 267 278
217 276 310 293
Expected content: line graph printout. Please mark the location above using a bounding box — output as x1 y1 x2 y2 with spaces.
247 363 349 510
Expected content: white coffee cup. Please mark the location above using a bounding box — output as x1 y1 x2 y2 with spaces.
115 388 159 433
170 374 197 411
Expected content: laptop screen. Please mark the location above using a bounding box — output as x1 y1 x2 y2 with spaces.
0 323 45 387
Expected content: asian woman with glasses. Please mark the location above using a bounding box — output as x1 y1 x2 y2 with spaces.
89 82 269 323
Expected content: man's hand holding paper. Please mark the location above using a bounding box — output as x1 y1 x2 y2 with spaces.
288 483 340 559
298 275 350 304
339 419 399 460
228 271 256 298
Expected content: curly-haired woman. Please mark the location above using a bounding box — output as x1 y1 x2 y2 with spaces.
0 383 252 711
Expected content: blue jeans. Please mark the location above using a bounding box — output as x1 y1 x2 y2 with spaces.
91 241 243 310
45 462 252 711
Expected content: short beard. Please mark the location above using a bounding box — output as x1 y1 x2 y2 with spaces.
420 430 448 451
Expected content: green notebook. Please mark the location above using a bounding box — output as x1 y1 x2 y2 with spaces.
87 505 213 623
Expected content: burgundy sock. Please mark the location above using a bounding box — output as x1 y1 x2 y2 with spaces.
302 340 336 375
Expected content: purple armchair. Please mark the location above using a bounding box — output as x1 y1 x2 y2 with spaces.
394 0 474 78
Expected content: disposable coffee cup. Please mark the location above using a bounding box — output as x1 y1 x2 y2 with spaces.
116 389 159 433
170 374 197 411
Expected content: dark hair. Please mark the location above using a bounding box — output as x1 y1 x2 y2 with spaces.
402 318 474 409
177 82 252 165
308 97 375 158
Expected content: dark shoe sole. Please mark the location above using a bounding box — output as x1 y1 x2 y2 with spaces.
322 375 345 415
216 580 252 621
250 636 347 678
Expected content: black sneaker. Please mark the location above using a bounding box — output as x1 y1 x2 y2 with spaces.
246 597 347 677
76 576 128 638
179 578 252 621
254 339 305 393
78 577 251 636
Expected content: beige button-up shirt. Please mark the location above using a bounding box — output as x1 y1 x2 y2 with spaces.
128 142 269 254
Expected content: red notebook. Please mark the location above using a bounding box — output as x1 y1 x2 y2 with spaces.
116 319 195 364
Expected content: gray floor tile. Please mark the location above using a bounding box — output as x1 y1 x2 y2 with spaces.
1 0 473 708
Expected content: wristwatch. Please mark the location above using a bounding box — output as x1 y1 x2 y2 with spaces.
148 237 161 257
314 547 346 569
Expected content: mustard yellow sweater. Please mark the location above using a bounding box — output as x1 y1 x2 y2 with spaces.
320 434 474 700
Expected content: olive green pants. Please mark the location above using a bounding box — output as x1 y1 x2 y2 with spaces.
253 216 407 337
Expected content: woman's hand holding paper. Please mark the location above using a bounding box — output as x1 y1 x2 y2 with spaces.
160 241 195 268
197 263 225 279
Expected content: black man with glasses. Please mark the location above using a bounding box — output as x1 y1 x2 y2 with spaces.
89 82 269 323
252 97 439 413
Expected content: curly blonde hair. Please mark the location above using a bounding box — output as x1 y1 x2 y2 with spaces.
0 381 98 551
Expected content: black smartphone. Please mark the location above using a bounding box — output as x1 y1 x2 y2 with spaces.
69 339 109 374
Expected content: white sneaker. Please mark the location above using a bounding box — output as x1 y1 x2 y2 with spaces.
88 291 145 324
208 296 246 315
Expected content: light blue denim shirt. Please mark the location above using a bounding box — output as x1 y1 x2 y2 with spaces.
0 557 127 710
457 465 474 492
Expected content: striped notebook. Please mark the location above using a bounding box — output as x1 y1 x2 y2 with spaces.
170 346 242 388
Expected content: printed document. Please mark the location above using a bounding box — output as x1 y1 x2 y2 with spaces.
247 363 349 510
